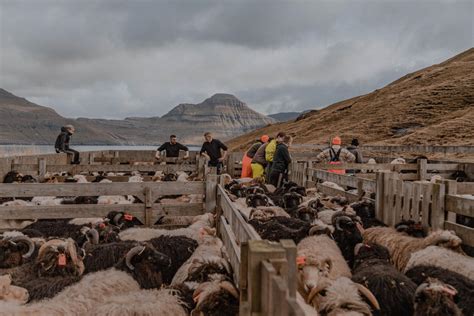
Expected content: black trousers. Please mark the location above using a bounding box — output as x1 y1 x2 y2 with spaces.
61 149 80 164
208 161 223 175
269 170 287 187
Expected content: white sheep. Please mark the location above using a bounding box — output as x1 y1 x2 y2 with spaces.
404 246 474 280
128 175 143 183
390 157 406 164
73 175 88 183
31 197 63 206
119 213 215 242
176 171 189 182
297 234 351 304
171 235 230 285
430 174 443 183
0 275 29 304
321 181 345 191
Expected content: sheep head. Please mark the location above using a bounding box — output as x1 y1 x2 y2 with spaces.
163 173 178 181
414 278 462 316
289 185 307 196
353 243 391 269
245 186 266 196
37 238 85 277
297 255 332 295
106 211 139 229
308 277 380 315
3 171 23 183
249 208 276 221
426 230 464 254
246 193 270 208
395 220 426 238
283 192 303 210
0 235 35 268
191 280 239 316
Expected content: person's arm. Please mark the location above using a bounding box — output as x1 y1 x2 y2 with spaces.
315 149 328 163
218 140 228 162
59 134 67 151
179 144 190 159
200 145 210 160
155 144 166 160
343 150 356 163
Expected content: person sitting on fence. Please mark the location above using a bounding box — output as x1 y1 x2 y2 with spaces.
346 138 363 174
315 136 355 175
265 132 286 181
54 125 80 164
241 135 269 178
200 132 228 175
268 135 293 187
250 137 273 180
155 135 189 164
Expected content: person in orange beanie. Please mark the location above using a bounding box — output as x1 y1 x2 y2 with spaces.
315 136 355 174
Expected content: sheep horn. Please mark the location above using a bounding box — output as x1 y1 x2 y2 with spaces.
334 216 353 231
308 225 331 237
113 213 123 225
86 228 100 245
306 281 330 305
355 283 380 311
354 243 364 256
11 236 35 259
396 224 409 232
219 281 239 299
125 245 146 271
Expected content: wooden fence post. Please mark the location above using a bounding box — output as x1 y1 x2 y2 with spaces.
38 158 46 181
442 180 458 222
205 173 218 213
280 240 297 299
375 172 385 221
144 186 153 227
417 159 428 180
431 182 446 230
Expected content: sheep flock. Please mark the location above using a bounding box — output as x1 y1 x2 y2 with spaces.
224 174 474 316
0 170 238 315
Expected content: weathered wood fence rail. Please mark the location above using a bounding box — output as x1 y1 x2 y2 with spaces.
0 181 207 226
216 183 313 315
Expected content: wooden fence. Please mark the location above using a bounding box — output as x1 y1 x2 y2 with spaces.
0 180 210 227
216 183 314 315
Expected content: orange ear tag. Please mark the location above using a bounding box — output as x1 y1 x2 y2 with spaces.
58 254 67 266
296 256 306 268
124 214 133 221
99 223 106 229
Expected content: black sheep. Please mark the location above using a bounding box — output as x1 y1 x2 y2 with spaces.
186 261 233 283
245 193 270 208
83 241 137 273
105 211 142 229
413 278 463 316
0 235 35 268
350 200 386 229
20 275 82 302
331 212 363 267
249 216 310 244
405 265 474 316
3 171 23 183
282 192 303 210
395 219 426 238
352 243 417 316
148 235 198 284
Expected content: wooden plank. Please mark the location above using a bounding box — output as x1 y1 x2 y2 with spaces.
427 163 461 171
382 173 392 225
312 163 418 171
261 260 277 316
444 221 474 247
13 164 197 174
271 276 289 316
205 174 218 212
457 183 474 195
280 240 297 299
431 183 446 230
38 158 46 181
219 216 241 286
402 181 412 221
375 172 384 221
394 178 403 223
445 194 474 217
442 180 458 222
412 182 422 223
0 181 204 198
417 159 428 180
310 169 376 192
316 183 361 203
421 183 432 228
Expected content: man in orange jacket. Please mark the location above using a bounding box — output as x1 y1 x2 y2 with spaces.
315 136 355 174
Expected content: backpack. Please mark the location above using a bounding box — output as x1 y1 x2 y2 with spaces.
329 148 342 162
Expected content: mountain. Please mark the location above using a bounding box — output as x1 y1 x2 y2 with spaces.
0 91 275 145
228 48 474 151
268 112 301 122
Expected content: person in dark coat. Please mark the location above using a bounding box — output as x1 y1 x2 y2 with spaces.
346 138 364 174
155 135 189 164
268 135 293 187
54 125 80 164
200 132 228 175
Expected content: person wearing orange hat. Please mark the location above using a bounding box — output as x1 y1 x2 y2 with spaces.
241 135 270 178
315 136 355 174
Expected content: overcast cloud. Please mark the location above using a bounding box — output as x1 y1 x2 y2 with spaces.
0 0 472 119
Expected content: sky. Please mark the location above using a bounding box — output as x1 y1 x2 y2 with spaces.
0 0 472 119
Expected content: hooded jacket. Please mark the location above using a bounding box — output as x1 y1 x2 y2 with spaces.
55 127 72 152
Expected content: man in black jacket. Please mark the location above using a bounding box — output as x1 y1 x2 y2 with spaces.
155 135 189 164
200 132 228 175
268 135 292 187
54 125 80 164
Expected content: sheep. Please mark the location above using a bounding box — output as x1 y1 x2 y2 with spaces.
97 195 134 205
363 227 464 271
331 211 364 267
245 193 270 208
282 192 304 210
31 196 63 206
0 234 35 268
119 213 215 242
0 269 142 315
297 234 351 305
176 171 189 182
352 243 417 316
249 216 310 244
0 275 29 304
316 209 337 225
391 157 406 164
413 278 463 316
320 181 344 191
308 277 380 315
406 265 474 315
248 206 289 221
17 275 82 302
171 235 230 286
3 171 23 183
105 211 142 229
395 219 426 237
191 279 239 316
128 174 144 183
404 246 474 280
73 174 88 183
350 200 386 229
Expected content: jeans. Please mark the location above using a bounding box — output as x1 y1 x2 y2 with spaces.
208 161 223 175
60 149 80 164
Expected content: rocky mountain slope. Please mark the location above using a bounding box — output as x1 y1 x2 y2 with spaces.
228 48 474 151
0 92 274 145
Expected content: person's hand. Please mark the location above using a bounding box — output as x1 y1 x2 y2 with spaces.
218 157 225 162
183 155 189 160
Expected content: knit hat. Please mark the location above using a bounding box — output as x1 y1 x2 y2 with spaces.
351 138 359 146
332 136 342 145
261 135 270 143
